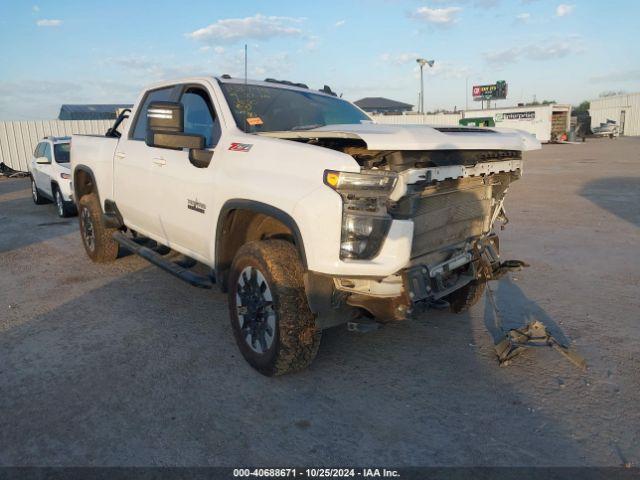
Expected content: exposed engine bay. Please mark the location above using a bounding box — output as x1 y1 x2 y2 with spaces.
267 129 529 325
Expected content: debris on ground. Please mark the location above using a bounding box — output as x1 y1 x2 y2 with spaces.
494 320 587 370
486 280 587 370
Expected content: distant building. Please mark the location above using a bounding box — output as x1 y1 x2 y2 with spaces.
589 93 640 136
354 97 413 115
58 104 133 121
463 104 572 143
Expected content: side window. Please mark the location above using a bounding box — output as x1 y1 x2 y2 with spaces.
34 143 44 157
180 88 221 148
42 143 52 162
131 86 175 141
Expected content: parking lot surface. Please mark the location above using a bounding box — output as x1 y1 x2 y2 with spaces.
1 138 639 467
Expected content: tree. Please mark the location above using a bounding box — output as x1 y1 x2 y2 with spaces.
574 101 590 113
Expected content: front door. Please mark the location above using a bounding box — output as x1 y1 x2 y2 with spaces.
154 85 222 261
114 85 177 240
38 143 54 197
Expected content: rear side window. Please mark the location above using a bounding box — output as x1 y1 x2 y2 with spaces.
54 143 71 163
131 86 175 140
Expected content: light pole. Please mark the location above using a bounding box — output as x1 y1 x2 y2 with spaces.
465 76 469 111
416 58 434 114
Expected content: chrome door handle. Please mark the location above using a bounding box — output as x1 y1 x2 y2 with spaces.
152 157 166 166
114 151 126 159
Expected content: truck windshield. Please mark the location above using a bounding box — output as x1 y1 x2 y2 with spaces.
220 83 370 132
54 143 70 163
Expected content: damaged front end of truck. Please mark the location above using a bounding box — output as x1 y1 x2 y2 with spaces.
264 125 540 326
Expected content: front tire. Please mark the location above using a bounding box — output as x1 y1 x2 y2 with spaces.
78 193 119 263
228 240 321 376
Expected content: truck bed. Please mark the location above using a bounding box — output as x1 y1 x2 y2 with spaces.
70 134 119 203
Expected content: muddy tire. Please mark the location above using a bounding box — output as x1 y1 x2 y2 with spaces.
228 240 321 376
446 280 486 314
78 193 118 263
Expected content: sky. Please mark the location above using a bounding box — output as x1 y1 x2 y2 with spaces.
0 0 639 120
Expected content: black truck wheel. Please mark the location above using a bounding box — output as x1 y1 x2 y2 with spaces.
78 193 119 263
446 280 486 313
228 240 321 376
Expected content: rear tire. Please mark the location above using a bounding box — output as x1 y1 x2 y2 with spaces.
54 186 75 218
78 193 119 263
228 240 321 376
31 177 47 205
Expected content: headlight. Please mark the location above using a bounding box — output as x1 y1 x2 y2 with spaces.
324 169 397 260
324 170 397 196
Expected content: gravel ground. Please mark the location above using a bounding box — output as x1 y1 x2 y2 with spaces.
0 137 638 467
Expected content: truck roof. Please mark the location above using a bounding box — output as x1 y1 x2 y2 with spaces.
140 76 339 99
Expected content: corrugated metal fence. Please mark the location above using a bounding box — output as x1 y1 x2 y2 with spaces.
371 113 463 126
0 120 112 172
589 93 640 136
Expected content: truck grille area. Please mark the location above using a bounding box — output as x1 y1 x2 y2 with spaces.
389 172 517 262
410 177 492 259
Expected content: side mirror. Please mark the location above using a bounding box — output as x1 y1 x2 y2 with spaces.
36 156 50 164
145 101 204 150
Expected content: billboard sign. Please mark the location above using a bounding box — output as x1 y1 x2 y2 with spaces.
472 81 508 101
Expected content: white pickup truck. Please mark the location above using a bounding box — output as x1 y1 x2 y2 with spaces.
71 76 540 376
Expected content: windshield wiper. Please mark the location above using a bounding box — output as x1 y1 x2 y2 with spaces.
291 124 324 131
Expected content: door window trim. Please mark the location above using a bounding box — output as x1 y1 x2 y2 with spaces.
177 83 221 149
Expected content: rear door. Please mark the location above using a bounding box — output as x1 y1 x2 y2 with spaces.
154 84 222 260
114 85 177 239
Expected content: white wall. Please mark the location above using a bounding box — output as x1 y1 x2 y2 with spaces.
589 93 640 136
0 120 112 172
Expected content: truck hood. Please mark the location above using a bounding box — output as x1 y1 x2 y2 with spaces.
260 123 541 152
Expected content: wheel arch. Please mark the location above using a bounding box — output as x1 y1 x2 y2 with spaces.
73 165 100 207
215 199 307 291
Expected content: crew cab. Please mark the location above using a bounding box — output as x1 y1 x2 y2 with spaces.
30 136 76 217
70 76 540 376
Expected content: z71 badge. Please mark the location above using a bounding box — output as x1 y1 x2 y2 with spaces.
228 142 253 152
187 199 206 213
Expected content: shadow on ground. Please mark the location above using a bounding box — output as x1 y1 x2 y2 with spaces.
483 277 571 347
0 195 75 253
580 177 640 228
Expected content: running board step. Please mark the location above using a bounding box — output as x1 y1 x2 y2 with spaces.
112 232 213 289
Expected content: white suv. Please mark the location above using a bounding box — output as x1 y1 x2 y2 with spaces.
30 136 76 217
